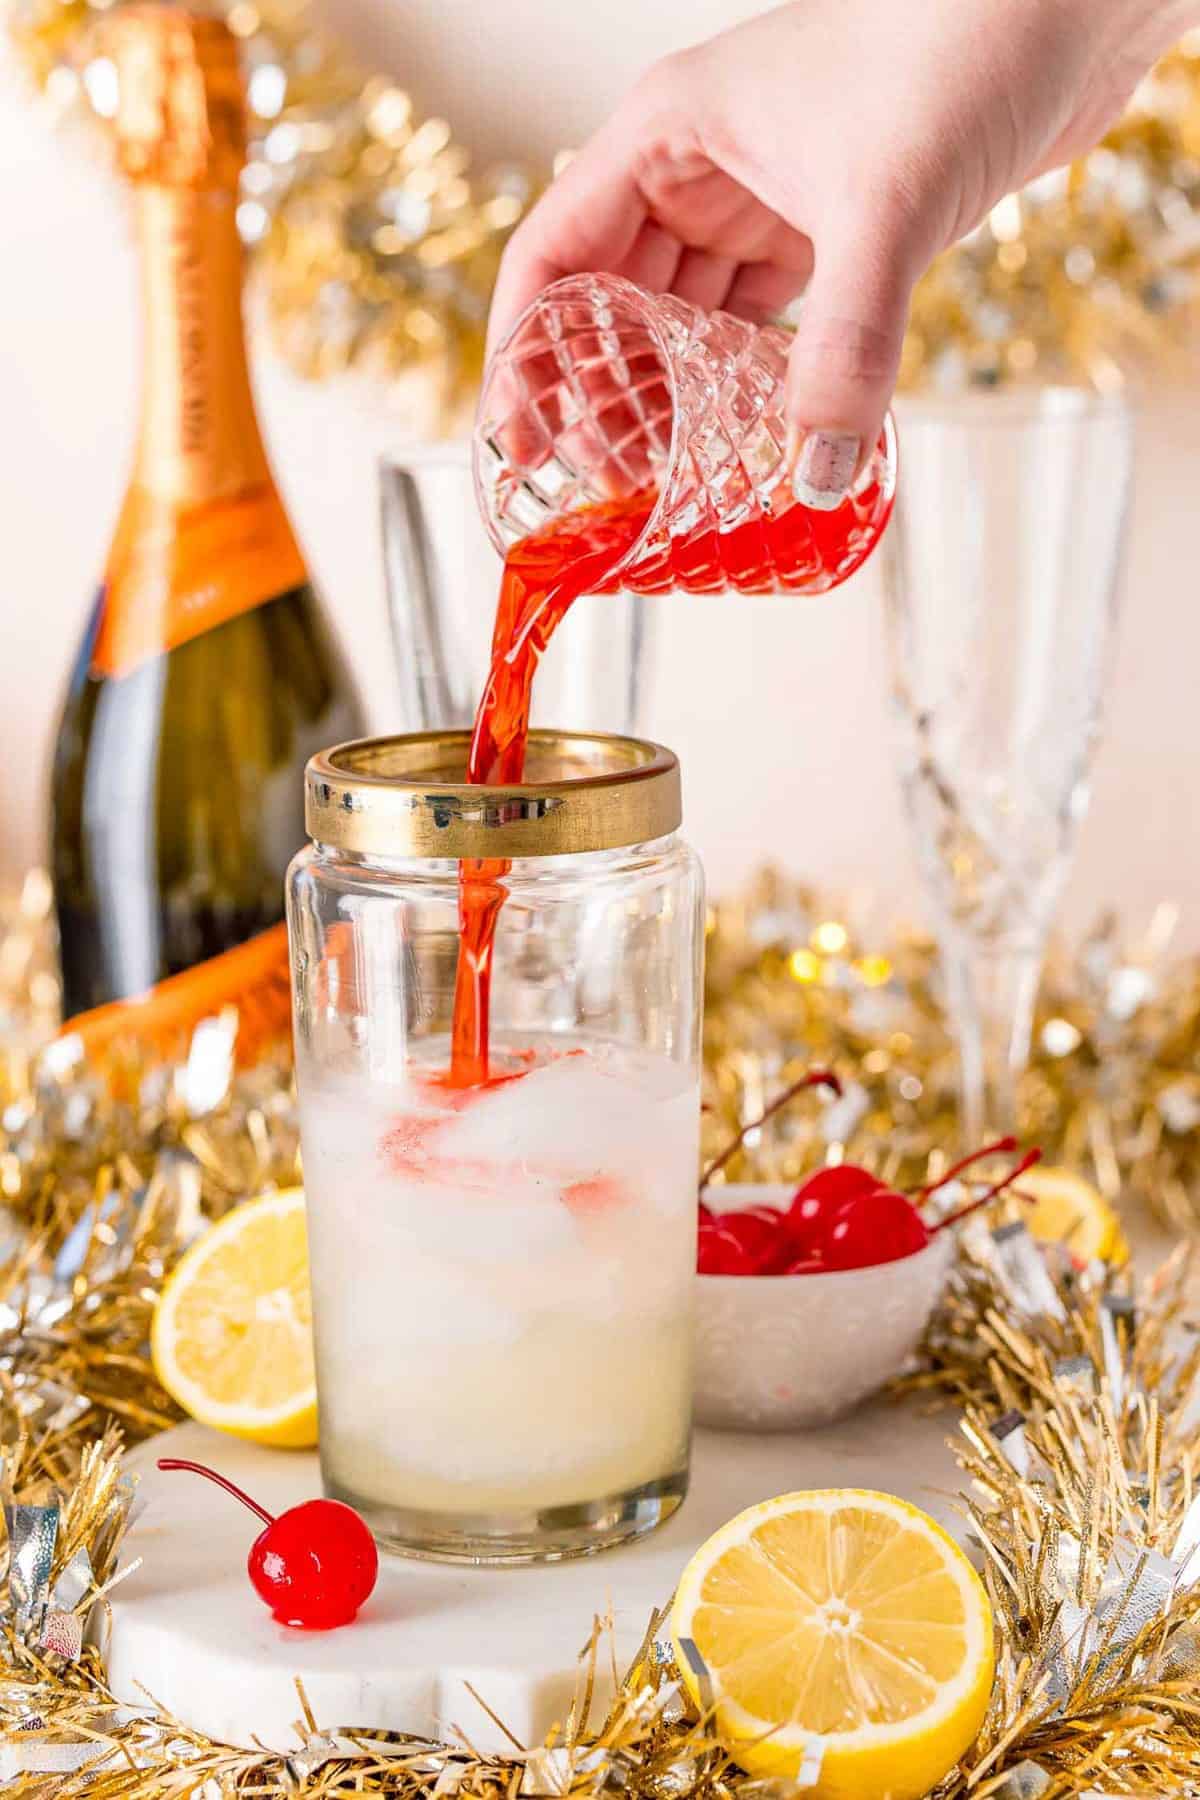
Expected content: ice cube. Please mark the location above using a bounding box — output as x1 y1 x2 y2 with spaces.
387 1169 582 1263
432 1048 668 1174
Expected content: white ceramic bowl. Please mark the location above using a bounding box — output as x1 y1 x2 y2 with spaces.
694 1185 953 1431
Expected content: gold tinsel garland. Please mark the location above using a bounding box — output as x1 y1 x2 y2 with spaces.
899 39 1200 390
7 0 532 414
3 879 1200 1791
7 1 1200 401
700 872 1200 1238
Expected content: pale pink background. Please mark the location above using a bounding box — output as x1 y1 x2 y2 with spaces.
2 6 1198 943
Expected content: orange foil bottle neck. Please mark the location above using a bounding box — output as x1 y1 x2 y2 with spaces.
91 9 305 681
128 183 272 507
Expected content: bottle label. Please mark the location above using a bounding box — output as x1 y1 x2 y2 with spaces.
91 187 306 681
58 920 293 1070
90 486 307 679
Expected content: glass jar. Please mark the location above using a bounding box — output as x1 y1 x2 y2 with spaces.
287 729 705 1563
474 272 897 597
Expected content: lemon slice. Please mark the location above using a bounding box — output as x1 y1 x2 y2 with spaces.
152 1187 317 1448
1016 1164 1126 1263
672 1489 993 1800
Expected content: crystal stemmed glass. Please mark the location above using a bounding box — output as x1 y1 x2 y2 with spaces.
882 389 1133 1143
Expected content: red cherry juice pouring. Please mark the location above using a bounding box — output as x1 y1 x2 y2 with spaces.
451 459 895 1088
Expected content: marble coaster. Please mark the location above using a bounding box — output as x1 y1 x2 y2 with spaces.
108 1406 958 1754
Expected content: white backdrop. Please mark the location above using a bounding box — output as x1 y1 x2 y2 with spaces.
3 11 1200 945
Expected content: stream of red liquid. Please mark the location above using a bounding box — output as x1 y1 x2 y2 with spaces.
449 465 893 1087
448 495 653 1086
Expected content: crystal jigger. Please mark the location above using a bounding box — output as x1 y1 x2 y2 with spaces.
473 274 897 596
381 443 651 734
882 389 1133 1142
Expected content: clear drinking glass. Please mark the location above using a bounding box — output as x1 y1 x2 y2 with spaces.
882 389 1133 1142
287 729 705 1563
381 444 652 733
473 274 897 595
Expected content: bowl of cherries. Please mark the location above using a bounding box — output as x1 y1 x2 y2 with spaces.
695 1076 1038 1431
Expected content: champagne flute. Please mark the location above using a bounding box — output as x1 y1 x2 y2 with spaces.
882 389 1133 1143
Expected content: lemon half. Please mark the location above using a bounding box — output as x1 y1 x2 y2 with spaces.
151 1186 317 1448
1016 1164 1126 1263
672 1488 994 1800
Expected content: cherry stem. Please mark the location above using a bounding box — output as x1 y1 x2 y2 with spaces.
912 1136 1018 1206
157 1458 275 1527
932 1147 1043 1236
699 1070 843 1190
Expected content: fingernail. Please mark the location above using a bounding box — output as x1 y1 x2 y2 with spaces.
791 431 861 511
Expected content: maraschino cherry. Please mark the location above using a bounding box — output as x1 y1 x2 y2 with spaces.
812 1184 929 1268
158 1458 378 1629
805 1139 1041 1271
786 1163 884 1256
698 1072 1042 1276
698 1204 791 1275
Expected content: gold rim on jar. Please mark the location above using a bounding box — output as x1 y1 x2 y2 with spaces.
305 730 682 859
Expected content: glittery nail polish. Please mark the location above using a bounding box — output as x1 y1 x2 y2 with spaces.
791 431 861 511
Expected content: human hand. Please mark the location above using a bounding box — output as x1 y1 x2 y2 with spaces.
488 0 1191 507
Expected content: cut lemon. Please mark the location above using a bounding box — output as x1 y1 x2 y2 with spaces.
1016 1164 1126 1264
152 1187 317 1448
672 1489 993 1800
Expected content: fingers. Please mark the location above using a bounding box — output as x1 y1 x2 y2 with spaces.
613 221 684 295
672 248 739 313
485 119 648 358
785 224 917 510
722 257 812 324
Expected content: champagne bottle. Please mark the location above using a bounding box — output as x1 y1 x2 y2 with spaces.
50 7 363 1059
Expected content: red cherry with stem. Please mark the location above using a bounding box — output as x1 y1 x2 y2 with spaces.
720 1210 787 1273
699 1212 771 1274
792 1164 883 1207
786 1165 883 1253
701 1237 757 1276
699 1203 798 1274
741 1204 801 1273
810 1145 1043 1273
815 1186 931 1270
698 1215 743 1274
158 1458 378 1630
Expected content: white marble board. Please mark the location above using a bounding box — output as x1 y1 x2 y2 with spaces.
109 1405 959 1756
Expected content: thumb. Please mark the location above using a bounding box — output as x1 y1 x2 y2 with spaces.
785 224 917 510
